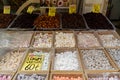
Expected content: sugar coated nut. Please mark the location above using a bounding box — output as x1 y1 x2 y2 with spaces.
53 75 83 80
108 49 120 67
0 51 24 71
77 33 100 48
54 51 80 70
81 50 114 70
99 34 120 47
0 75 11 80
33 33 52 48
88 73 120 80
55 32 75 47
17 74 46 80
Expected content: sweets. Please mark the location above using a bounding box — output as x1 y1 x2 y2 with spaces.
33 32 53 48
55 32 75 47
34 14 60 29
17 74 46 80
10 13 38 29
21 51 50 71
54 51 80 70
84 12 114 29
0 50 24 71
9 32 32 48
0 14 16 28
62 13 86 29
53 75 83 80
88 73 120 80
0 74 11 80
77 32 100 48
99 34 120 47
108 49 120 67
0 31 33 48
81 50 114 70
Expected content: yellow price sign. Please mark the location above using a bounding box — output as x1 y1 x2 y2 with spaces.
48 7 56 16
27 6 35 14
21 55 44 71
92 4 101 13
3 6 11 14
69 4 76 14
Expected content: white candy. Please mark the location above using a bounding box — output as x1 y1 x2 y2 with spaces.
108 49 120 67
77 33 100 48
81 50 114 70
33 33 52 48
55 32 75 47
54 51 80 70
99 34 120 47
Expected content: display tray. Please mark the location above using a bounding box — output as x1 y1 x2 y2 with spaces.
61 13 89 30
75 31 102 49
54 31 76 48
31 31 54 48
0 49 27 72
96 30 120 48
51 48 83 73
50 72 85 80
83 13 116 30
105 47 120 70
8 13 39 31
13 71 48 80
79 48 118 72
19 48 53 73
85 72 120 80
0 14 17 29
34 14 61 31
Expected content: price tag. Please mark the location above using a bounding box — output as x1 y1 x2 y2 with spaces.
27 6 35 14
69 4 76 14
48 7 56 16
92 4 101 13
21 55 44 71
3 6 11 14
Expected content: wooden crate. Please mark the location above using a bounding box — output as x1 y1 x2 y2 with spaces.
82 0 108 15
51 48 83 73
96 30 120 48
50 72 85 80
13 71 48 80
18 48 53 73
75 31 102 49
78 48 118 73
30 31 54 48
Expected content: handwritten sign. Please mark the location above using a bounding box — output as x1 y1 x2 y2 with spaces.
69 4 76 14
48 7 56 16
92 4 101 13
27 6 35 14
21 55 44 71
4 6 10 14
